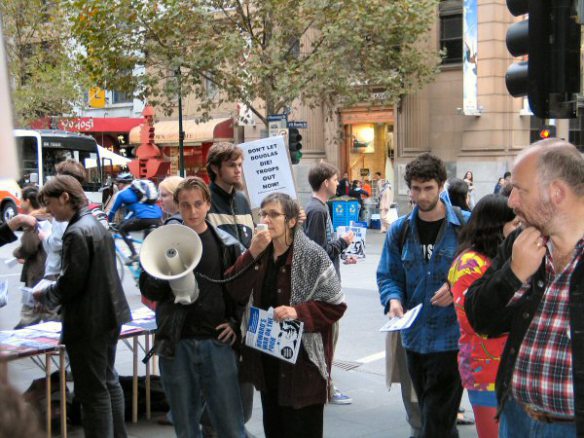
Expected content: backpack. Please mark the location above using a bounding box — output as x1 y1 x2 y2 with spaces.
398 206 467 254
130 179 159 204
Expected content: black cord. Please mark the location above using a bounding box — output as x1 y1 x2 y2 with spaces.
195 251 263 284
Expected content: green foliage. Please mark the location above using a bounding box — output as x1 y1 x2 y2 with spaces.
1 0 89 126
68 0 441 124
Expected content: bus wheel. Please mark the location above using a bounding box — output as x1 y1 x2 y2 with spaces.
1 201 17 223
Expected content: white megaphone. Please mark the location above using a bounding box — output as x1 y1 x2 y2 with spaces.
139 224 203 305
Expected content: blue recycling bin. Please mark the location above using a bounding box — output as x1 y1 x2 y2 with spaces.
330 197 361 230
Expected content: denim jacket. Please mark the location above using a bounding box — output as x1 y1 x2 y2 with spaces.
377 201 470 354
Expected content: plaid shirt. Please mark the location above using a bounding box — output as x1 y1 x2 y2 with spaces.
510 238 584 418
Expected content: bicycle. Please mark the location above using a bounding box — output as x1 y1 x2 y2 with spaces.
109 223 144 286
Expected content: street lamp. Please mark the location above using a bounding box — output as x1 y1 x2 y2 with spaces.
176 67 185 177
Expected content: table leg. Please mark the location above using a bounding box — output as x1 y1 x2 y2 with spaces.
0 360 7 384
59 348 67 438
145 334 151 420
132 336 138 423
46 353 52 438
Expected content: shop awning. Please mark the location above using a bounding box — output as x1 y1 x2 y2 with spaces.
129 117 234 146
85 145 132 168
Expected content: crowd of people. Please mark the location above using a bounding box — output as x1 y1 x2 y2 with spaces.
1 137 582 438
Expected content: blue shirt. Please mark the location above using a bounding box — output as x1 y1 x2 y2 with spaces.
376 201 470 354
107 187 162 222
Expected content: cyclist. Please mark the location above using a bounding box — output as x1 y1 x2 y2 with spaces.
107 173 162 262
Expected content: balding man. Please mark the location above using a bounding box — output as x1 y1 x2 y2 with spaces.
465 139 584 437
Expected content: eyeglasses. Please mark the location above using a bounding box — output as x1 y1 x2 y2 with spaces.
258 210 286 219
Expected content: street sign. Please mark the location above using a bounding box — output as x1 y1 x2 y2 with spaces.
287 121 308 129
268 114 288 137
267 113 287 122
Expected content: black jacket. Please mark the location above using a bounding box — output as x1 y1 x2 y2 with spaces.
465 228 584 436
0 223 17 247
44 209 131 344
303 196 348 277
139 222 245 358
207 182 254 249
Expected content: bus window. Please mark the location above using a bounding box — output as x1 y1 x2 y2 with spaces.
15 136 38 187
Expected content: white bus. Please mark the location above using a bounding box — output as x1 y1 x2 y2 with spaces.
14 129 105 203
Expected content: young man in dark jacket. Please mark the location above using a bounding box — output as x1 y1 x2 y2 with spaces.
206 142 255 434
206 142 254 249
304 162 354 405
34 175 131 438
465 139 584 437
139 177 245 438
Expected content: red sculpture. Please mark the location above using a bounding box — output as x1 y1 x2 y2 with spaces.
128 105 170 181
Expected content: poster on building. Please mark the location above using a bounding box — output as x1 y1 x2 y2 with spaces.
240 136 297 209
463 0 479 116
245 306 304 364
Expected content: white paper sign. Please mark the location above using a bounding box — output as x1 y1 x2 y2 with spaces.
379 304 423 332
239 136 297 209
337 225 367 259
245 306 304 364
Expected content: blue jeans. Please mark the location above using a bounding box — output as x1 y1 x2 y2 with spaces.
499 397 576 438
159 338 245 438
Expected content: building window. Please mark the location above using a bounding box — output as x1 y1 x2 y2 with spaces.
440 0 462 65
112 90 132 104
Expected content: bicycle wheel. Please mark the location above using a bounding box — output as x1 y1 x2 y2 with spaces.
115 252 125 283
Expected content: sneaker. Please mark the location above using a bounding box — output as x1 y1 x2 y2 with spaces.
330 389 352 405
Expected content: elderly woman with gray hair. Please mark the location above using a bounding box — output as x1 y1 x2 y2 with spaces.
225 193 346 438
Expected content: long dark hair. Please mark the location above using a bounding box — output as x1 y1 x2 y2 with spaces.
447 178 470 211
457 194 515 259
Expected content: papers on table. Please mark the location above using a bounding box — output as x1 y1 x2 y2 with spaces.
379 304 423 332
245 306 304 364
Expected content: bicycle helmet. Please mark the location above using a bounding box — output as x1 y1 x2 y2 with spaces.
115 172 134 183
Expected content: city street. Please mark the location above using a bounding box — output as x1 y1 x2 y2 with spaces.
0 230 478 438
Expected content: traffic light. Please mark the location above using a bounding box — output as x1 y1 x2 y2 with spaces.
505 0 580 118
288 128 303 164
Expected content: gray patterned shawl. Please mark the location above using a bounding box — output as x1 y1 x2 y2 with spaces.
290 229 344 381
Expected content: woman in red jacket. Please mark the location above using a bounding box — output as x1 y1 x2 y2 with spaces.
226 193 346 438
448 194 521 438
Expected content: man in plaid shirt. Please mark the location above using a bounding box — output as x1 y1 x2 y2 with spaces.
465 139 584 437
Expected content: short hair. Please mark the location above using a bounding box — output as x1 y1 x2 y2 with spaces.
206 142 244 182
447 178 470 211
0 384 43 438
159 176 184 196
55 159 87 184
174 177 211 204
503 171 511 179
404 153 447 188
308 162 339 191
457 194 516 259
531 138 584 196
21 186 41 210
261 193 300 224
39 175 88 211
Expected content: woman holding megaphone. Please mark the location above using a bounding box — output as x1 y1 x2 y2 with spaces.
225 192 347 438
139 177 246 438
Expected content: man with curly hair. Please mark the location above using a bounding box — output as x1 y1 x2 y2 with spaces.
377 153 469 438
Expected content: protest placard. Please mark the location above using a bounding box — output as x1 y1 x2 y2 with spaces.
245 306 304 364
239 136 297 209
